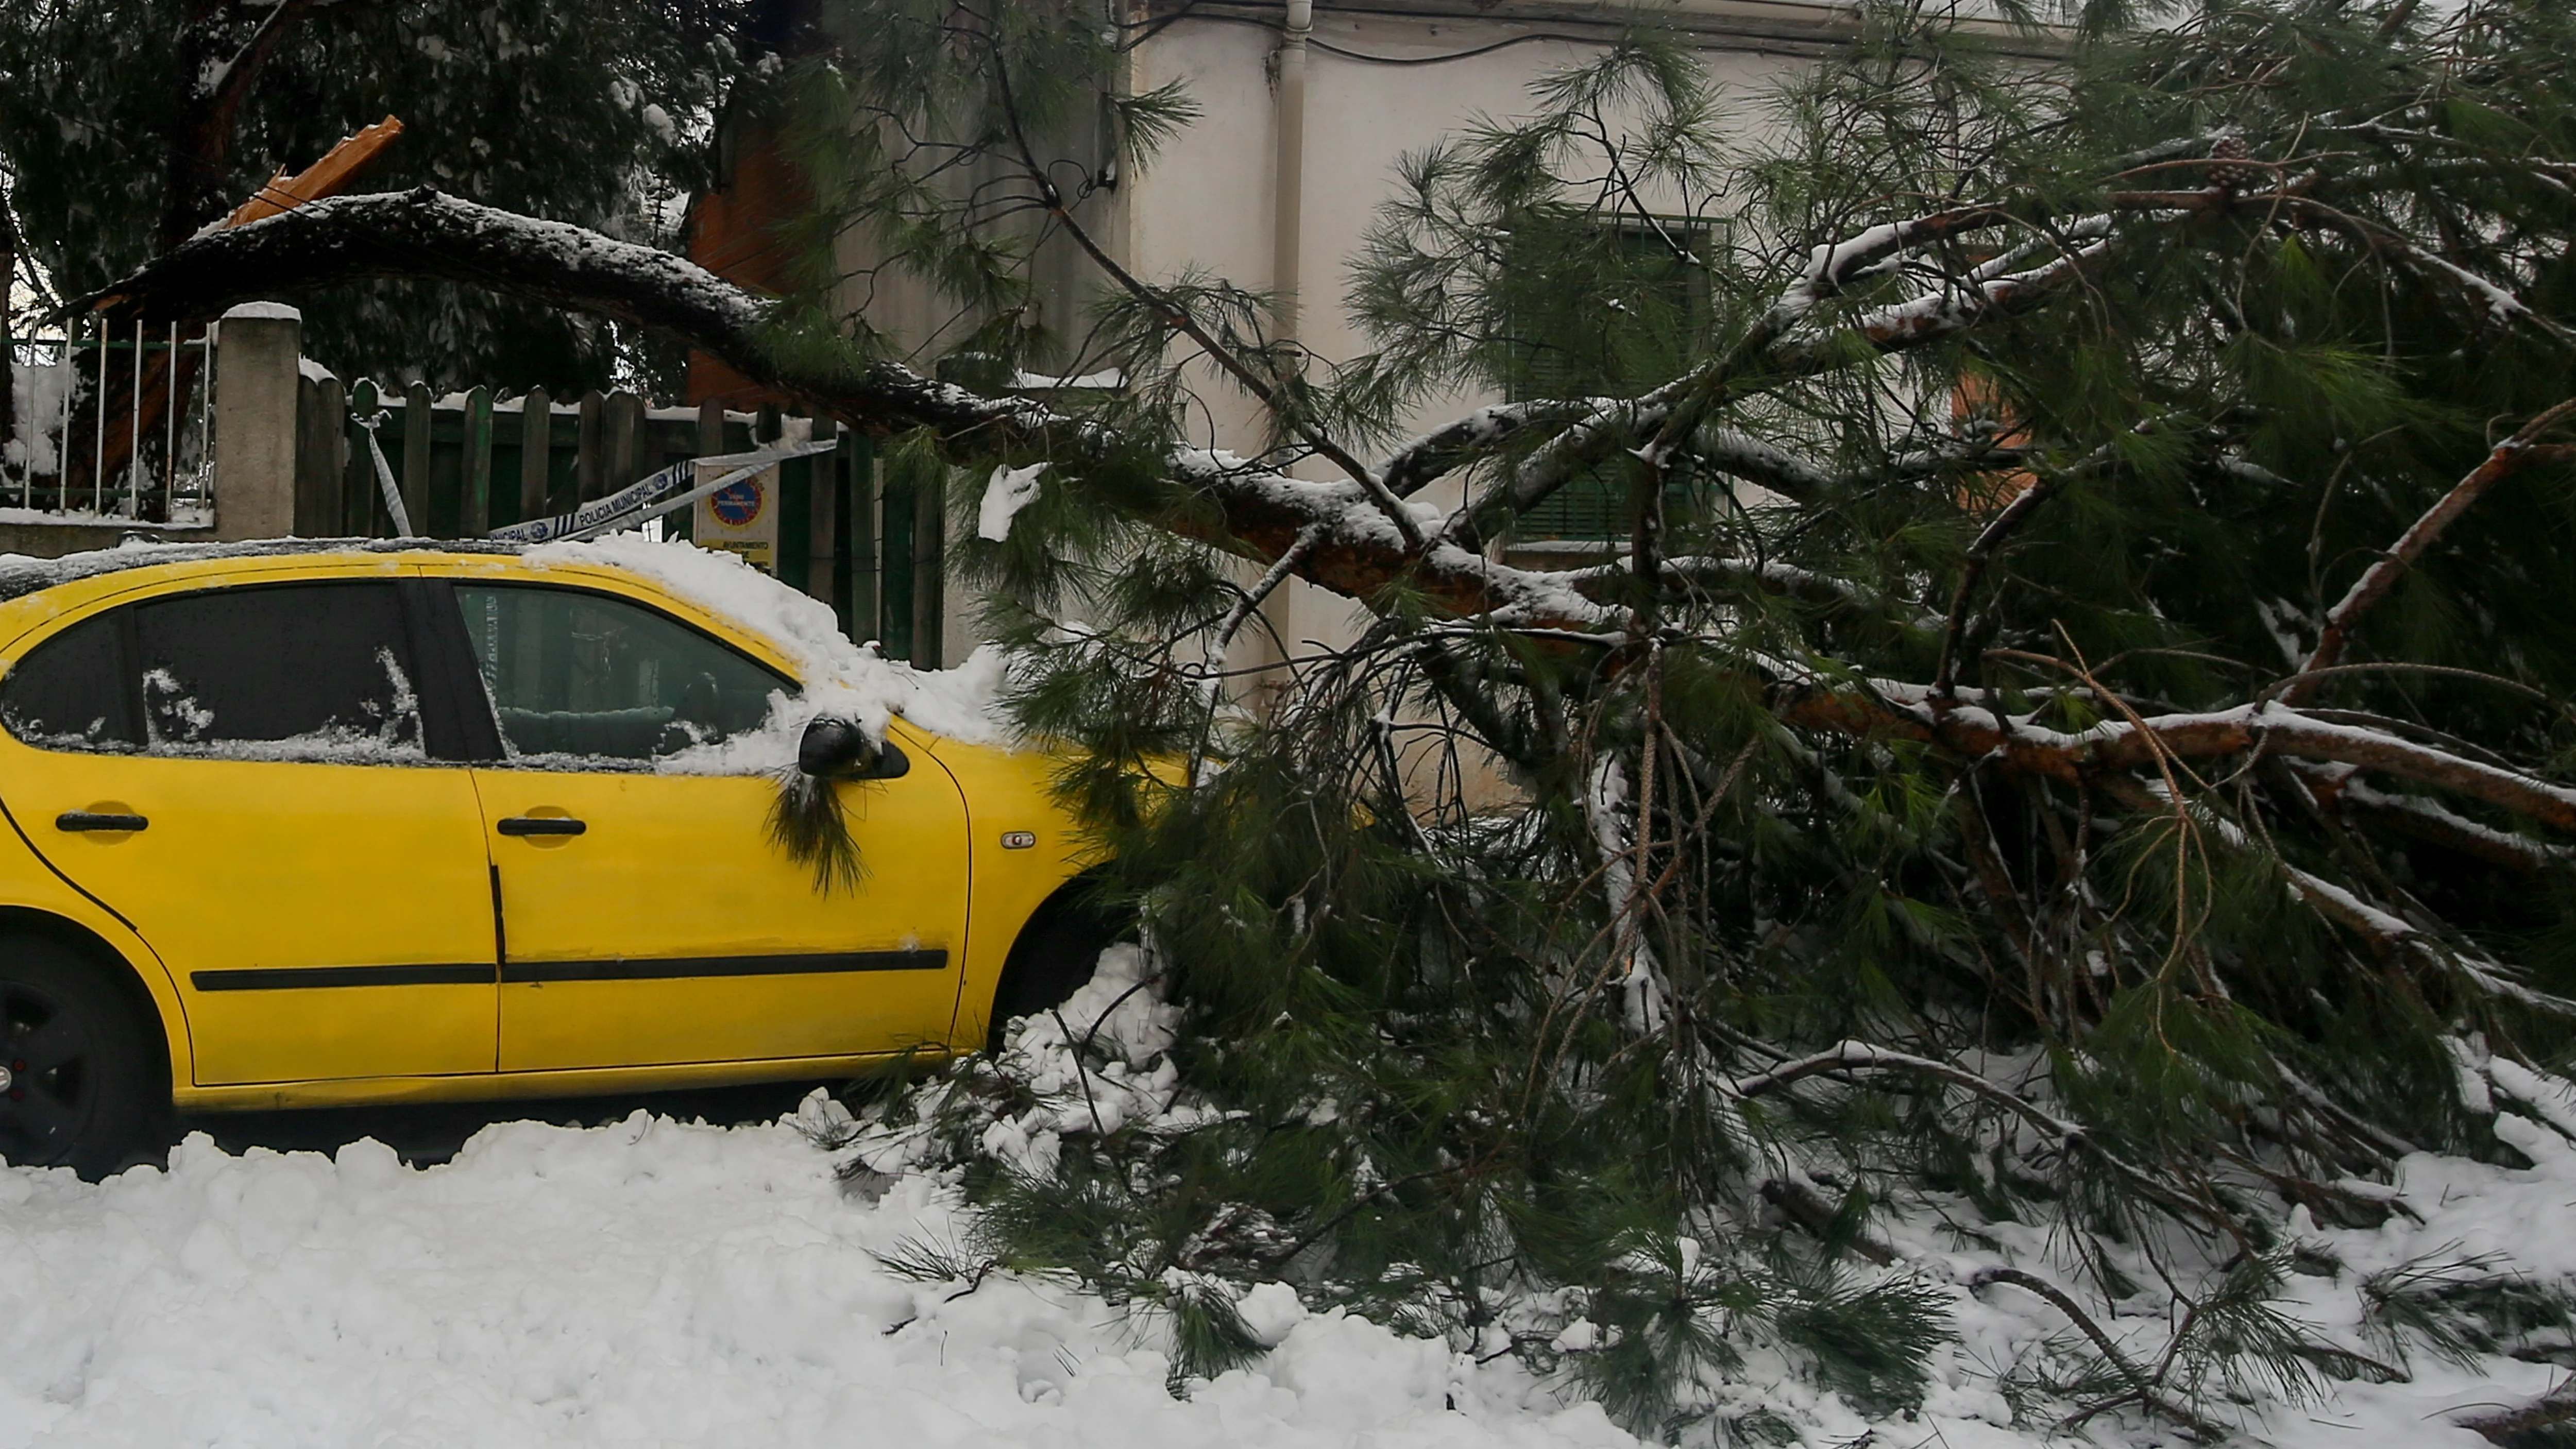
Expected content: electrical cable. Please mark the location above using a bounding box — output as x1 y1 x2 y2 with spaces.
1311 31 1596 64
1135 2 1904 63
1147 8 1603 64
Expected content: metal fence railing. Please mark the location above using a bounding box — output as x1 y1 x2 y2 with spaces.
5 315 216 526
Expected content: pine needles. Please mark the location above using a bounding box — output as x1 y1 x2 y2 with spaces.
766 765 865 895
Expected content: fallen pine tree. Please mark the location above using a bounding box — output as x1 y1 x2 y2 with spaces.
82 0 2576 1438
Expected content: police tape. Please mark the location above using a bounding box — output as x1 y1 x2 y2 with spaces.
485 438 841 545
352 409 416 538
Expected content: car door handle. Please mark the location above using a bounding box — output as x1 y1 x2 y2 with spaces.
497 816 586 837
56 811 147 833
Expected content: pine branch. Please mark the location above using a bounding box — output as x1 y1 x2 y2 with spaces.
162 0 323 249
1731 1042 2224 1226
1934 469 2075 698
1773 686 2576 836
2284 402 2576 704
1378 401 1588 498
2457 1380 2576 1446
2333 775 2570 874
982 40 1427 553
1764 214 2119 376
2283 862 2576 1014
1563 554 1938 628
1967 1267 2230 1442
1450 207 2113 544
1688 427 1839 501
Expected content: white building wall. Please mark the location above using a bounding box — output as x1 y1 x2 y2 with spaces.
1115 6 1804 671
825 3 2052 666
865 2 1994 665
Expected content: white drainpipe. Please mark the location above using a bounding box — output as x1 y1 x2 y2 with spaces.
1273 0 1312 346
1253 1 1315 706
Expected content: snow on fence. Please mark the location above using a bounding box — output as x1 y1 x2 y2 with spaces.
3 314 217 529
298 378 944 663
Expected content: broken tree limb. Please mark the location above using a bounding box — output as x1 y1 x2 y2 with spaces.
84 190 2576 848
1772 686 2576 835
75 185 2107 625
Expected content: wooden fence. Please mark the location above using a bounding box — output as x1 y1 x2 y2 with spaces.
294 377 945 665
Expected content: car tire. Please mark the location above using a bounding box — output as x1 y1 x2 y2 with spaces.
0 937 164 1180
987 884 1130 1052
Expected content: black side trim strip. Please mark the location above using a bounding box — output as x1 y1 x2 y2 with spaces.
192 962 499 991
501 949 948 984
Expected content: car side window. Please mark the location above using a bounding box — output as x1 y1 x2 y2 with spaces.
1 612 138 751
135 583 425 759
455 584 792 764
0 582 425 761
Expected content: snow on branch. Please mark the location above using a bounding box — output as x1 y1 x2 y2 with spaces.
1774 683 2576 836
1376 401 1590 499
83 188 1617 633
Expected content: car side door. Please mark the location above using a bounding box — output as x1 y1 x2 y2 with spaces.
0 574 501 1085
428 576 973 1073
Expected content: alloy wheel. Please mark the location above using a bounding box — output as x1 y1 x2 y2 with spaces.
0 978 97 1167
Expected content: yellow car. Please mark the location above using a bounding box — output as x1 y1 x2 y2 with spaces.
0 541 1113 1177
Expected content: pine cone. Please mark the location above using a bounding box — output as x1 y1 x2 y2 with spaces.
2206 132 2265 193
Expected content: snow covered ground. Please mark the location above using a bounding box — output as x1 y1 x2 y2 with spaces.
2 1085 2566 1448
0 1102 1635 1449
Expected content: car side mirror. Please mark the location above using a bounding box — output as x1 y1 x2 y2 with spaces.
798 715 881 779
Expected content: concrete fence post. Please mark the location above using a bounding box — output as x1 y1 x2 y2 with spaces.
212 301 302 542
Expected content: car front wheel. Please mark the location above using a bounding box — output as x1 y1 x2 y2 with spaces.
987 885 1130 1052
0 938 162 1179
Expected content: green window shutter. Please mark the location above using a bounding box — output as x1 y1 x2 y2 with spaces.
1501 217 1717 542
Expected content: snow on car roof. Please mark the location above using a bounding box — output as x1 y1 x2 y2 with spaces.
0 536 513 603
524 533 1016 750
